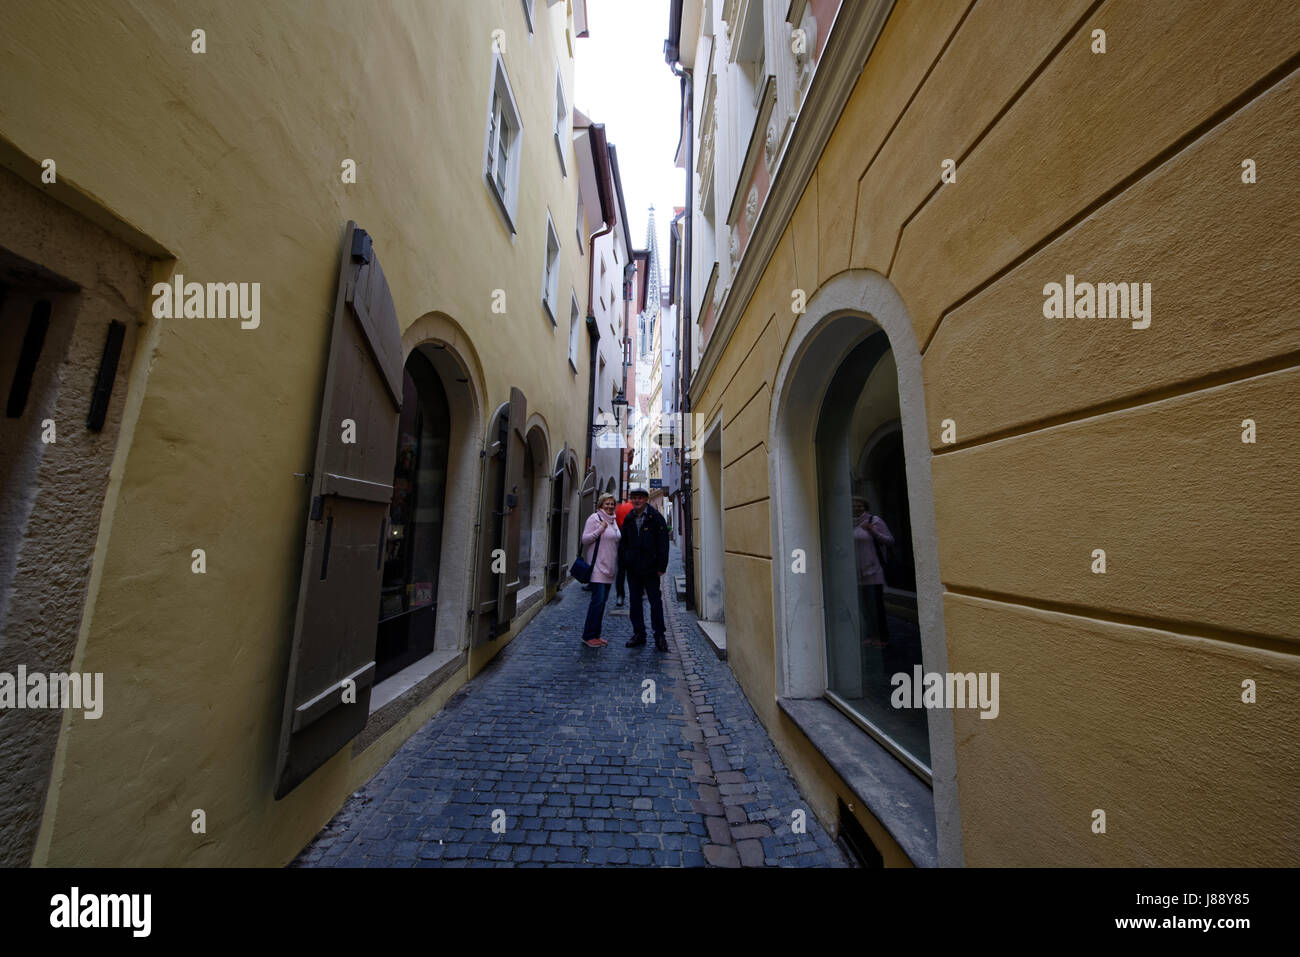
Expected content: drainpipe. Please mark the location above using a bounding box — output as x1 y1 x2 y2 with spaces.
584 214 613 477
667 44 696 611
620 261 635 504
582 123 616 484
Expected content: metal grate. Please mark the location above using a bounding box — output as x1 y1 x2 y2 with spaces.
837 797 884 868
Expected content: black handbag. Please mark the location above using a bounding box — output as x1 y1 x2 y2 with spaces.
570 548 593 584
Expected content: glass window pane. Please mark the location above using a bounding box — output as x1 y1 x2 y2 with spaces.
816 330 930 770
496 122 511 192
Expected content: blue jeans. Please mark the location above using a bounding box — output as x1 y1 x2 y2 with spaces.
581 581 612 643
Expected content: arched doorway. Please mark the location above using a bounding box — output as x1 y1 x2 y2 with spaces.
376 349 450 683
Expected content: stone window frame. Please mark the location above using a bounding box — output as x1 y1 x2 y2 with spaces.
567 289 581 373
542 211 561 325
553 64 569 176
484 51 525 235
767 269 963 867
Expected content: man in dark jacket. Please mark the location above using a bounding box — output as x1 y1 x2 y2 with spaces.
618 488 670 650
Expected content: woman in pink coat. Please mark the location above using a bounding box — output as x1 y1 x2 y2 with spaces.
579 494 621 647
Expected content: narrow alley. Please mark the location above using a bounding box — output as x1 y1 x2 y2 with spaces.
3 0 1295 891
294 546 847 868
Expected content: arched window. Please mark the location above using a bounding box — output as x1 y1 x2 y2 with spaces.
376 350 450 683
814 329 929 772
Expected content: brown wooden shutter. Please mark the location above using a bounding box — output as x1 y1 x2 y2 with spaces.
579 468 597 528
471 388 527 644
472 405 504 644
559 447 573 571
274 222 403 799
496 387 527 623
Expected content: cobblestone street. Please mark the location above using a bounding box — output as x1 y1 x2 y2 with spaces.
295 545 849 868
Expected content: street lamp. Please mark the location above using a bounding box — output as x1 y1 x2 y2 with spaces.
591 391 630 439
612 391 629 501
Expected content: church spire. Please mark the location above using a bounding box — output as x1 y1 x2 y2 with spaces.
641 205 662 357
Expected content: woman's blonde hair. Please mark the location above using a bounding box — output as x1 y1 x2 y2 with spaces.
597 494 617 508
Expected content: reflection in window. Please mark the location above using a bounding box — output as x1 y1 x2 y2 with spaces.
376 350 449 682
816 331 929 773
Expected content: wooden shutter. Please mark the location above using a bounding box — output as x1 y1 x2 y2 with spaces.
471 388 527 644
274 222 403 799
496 387 527 623
579 468 597 528
559 447 573 569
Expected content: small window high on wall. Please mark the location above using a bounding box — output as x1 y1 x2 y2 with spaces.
484 53 524 233
553 67 568 174
568 291 581 371
542 213 561 323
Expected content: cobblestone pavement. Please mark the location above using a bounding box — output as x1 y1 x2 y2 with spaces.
294 544 849 868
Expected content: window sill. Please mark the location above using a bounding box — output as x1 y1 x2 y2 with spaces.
516 582 545 616
568 357 578 375
554 133 567 175
486 175 514 237
543 299 557 327
777 696 938 867
353 648 466 755
485 174 517 236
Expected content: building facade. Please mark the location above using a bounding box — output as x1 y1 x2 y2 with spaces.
574 115 632 509
668 0 1300 866
0 0 596 866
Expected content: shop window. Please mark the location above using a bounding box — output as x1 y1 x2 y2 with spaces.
815 330 929 773
376 349 450 684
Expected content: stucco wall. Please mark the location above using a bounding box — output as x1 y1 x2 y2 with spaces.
1 0 592 865
689 0 1300 864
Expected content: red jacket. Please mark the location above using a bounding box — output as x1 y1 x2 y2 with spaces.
615 501 634 528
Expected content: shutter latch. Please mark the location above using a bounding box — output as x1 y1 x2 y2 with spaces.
351 228 373 264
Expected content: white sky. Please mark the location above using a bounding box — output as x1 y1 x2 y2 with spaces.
574 0 686 272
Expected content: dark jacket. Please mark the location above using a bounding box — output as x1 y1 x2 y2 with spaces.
618 503 670 576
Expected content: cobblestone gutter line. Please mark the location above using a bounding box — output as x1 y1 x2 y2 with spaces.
660 563 848 868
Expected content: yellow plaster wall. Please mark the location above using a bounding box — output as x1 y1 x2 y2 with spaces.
945 594 1300 866
1 0 591 865
690 0 1300 864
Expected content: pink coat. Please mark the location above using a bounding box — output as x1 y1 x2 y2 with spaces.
853 513 895 585
581 511 621 584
